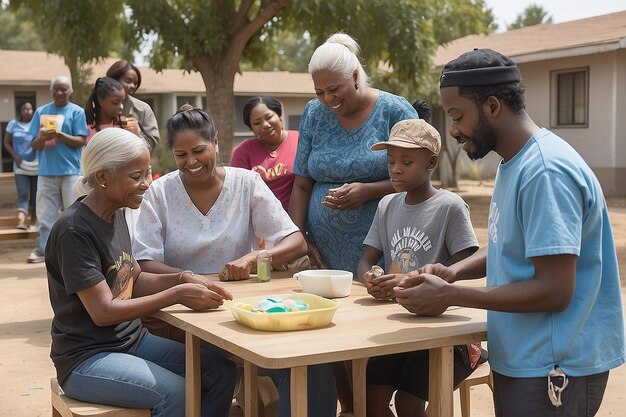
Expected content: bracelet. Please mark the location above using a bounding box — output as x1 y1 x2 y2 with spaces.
178 270 194 284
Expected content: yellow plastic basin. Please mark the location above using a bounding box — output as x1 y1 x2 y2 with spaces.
224 293 339 331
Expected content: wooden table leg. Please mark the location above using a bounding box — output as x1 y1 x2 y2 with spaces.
185 331 201 417
290 366 308 417
243 361 259 417
428 346 454 417
352 358 369 417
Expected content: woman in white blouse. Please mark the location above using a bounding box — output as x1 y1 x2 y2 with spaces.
133 105 336 417
133 105 306 278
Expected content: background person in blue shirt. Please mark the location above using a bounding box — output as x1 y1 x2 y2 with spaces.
3 102 37 230
27 76 88 263
394 49 625 417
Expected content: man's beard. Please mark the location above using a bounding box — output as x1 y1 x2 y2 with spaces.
466 113 497 161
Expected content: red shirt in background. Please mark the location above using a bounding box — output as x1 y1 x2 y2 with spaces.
230 130 298 210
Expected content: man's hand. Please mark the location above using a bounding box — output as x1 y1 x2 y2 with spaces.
419 263 457 283
394 273 451 316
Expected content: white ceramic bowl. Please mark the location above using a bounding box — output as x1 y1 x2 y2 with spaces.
294 269 353 298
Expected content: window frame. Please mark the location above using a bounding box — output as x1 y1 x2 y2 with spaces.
550 67 589 129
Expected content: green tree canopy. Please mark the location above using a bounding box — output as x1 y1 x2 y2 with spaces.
0 4 44 50
507 4 553 30
9 0 495 162
9 0 137 104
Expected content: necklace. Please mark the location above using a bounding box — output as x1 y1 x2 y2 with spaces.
265 130 287 158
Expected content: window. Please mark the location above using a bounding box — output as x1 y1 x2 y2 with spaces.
176 96 196 110
287 115 302 131
551 68 588 128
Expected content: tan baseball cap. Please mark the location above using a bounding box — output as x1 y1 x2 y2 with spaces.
371 119 441 155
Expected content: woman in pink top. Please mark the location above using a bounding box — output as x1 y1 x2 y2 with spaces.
84 77 141 141
230 96 298 209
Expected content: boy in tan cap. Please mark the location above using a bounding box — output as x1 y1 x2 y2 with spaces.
358 119 480 417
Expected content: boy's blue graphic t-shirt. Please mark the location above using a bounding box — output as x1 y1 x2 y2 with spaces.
487 128 625 378
29 102 88 176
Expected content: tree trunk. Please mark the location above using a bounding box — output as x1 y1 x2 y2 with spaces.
194 57 237 166
64 57 92 107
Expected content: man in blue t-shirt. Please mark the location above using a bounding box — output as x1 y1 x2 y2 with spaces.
27 76 88 263
393 49 625 417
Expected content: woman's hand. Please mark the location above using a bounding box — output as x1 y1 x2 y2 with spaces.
122 117 142 137
305 235 327 269
180 271 233 300
219 253 257 281
365 273 404 300
323 182 369 210
177 282 226 310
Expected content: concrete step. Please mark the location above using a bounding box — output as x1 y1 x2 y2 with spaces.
0 228 38 240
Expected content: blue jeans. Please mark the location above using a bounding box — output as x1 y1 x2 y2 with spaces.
36 175 79 252
15 174 37 213
261 364 337 417
62 332 237 417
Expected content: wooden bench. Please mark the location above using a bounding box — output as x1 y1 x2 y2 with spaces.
51 378 150 417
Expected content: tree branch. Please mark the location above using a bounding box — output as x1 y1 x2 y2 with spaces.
227 0 292 67
232 0 255 33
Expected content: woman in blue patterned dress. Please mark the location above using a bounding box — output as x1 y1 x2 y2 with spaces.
289 33 418 275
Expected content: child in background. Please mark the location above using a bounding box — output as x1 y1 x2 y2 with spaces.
358 119 479 417
84 77 141 141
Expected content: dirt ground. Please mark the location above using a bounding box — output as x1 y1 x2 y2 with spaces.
0 180 625 417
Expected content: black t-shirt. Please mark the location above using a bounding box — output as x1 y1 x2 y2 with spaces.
46 199 147 385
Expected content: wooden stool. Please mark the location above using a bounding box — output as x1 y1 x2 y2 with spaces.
234 375 279 417
51 378 151 417
458 362 493 417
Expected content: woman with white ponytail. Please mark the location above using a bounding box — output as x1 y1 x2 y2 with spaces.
290 32 418 274
289 33 419 416
47 128 236 417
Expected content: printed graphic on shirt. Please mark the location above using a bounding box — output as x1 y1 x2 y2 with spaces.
488 202 499 243
106 251 134 300
252 163 288 180
390 226 432 273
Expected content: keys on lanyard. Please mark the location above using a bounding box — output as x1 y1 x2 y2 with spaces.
547 367 569 407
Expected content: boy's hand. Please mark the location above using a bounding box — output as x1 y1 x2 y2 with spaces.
394 273 450 316
367 273 404 300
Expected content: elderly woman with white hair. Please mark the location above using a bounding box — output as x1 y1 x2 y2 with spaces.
45 128 236 417
288 33 418 275
287 33 418 416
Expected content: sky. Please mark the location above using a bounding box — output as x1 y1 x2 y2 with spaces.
485 0 626 30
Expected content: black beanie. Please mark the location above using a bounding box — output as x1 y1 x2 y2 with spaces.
440 48 521 88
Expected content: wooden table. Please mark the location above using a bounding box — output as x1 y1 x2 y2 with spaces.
153 275 487 417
